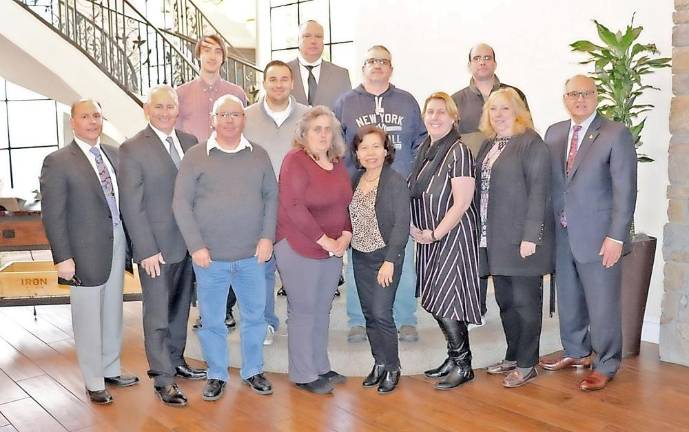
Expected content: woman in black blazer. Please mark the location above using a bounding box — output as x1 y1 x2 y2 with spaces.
474 88 553 388
349 125 410 394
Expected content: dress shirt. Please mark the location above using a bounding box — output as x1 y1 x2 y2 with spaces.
565 111 597 162
206 132 253 155
149 124 184 160
297 53 322 101
74 136 119 205
263 98 293 127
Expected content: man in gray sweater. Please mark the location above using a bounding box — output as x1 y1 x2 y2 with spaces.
173 94 278 400
244 60 309 345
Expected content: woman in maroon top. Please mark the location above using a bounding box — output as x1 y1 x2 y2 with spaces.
274 105 353 394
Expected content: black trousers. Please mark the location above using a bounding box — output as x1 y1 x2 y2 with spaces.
492 275 543 368
352 248 401 371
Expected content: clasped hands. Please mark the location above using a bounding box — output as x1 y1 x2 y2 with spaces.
317 232 351 257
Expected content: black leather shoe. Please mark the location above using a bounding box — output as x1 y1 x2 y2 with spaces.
363 364 385 387
86 388 113 405
277 286 287 296
202 379 226 401
243 373 273 395
155 384 187 407
296 377 333 394
378 369 400 394
176 363 207 380
424 357 454 378
319 370 346 385
104 374 139 387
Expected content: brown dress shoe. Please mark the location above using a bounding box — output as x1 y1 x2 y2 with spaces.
539 355 592 371
579 371 610 391
502 368 538 388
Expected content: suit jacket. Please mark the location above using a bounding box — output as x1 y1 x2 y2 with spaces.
352 164 410 263
118 126 197 264
40 140 130 286
288 59 352 110
545 113 637 263
474 129 554 276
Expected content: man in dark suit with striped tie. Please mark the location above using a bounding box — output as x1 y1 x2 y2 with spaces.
119 85 204 407
40 99 139 405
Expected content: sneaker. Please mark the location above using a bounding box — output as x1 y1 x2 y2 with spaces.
264 325 275 345
398 325 419 342
347 326 367 343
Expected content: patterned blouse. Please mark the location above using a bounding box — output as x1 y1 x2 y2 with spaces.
479 136 511 248
349 185 386 253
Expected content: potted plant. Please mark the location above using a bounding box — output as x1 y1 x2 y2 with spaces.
570 15 671 357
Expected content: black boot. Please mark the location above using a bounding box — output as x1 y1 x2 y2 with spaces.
363 364 385 387
424 318 454 378
377 369 400 394
435 319 474 390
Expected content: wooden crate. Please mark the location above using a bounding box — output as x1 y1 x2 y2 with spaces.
0 261 142 303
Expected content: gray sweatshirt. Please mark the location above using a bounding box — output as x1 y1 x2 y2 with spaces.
173 141 278 262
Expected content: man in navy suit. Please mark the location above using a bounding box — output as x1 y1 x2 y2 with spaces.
40 99 139 405
541 75 637 391
119 85 205 407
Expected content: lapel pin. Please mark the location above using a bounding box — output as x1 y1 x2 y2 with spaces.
589 134 594 139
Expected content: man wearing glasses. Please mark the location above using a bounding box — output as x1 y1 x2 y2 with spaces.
334 45 426 344
173 95 278 400
540 75 636 392
288 20 351 110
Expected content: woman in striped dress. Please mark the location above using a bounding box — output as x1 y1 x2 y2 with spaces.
408 92 481 390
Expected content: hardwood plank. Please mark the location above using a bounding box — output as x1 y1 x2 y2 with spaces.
0 370 28 405
0 307 71 344
17 375 95 431
0 398 67 432
0 338 43 382
0 425 18 432
0 412 9 427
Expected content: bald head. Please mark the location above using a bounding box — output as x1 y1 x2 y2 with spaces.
298 20 324 63
70 99 103 146
563 74 598 123
468 43 497 82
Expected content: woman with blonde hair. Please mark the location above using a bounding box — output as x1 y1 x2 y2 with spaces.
475 87 553 387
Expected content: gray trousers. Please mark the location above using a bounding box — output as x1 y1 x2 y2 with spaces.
275 240 342 383
70 224 126 391
555 228 622 377
140 255 194 387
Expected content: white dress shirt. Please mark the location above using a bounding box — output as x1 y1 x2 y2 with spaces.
206 132 253 155
263 97 293 127
298 53 322 101
150 124 184 160
74 136 119 205
565 111 597 162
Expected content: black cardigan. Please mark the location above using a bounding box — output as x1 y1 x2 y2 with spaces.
351 164 411 263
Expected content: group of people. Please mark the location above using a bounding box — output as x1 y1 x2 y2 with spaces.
38 18 637 408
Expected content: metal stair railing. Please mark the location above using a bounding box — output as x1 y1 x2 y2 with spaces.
15 0 200 105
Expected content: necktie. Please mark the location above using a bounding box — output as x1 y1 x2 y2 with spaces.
89 146 120 226
305 65 317 105
566 124 582 175
166 136 181 168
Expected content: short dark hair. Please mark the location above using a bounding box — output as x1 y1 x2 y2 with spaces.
351 125 395 168
263 60 293 80
195 34 226 63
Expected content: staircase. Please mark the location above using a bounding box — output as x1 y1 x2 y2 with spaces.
3 0 261 136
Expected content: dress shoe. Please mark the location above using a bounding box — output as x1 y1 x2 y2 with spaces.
502 368 538 388
540 355 592 371
176 363 207 380
363 364 385 387
104 374 139 387
296 377 333 394
398 325 419 342
319 370 347 385
86 388 113 405
579 371 611 391
243 373 273 395
486 359 517 375
377 369 400 394
202 379 226 401
347 326 367 343
424 357 454 379
154 384 187 407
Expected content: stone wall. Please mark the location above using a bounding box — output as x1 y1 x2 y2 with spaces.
661 0 689 366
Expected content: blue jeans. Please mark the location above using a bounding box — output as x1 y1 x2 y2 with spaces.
193 257 267 381
346 239 417 328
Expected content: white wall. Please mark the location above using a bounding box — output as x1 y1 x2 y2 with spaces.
256 0 672 341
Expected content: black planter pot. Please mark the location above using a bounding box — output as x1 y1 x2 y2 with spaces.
620 235 657 358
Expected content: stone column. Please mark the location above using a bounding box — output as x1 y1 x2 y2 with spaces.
661 0 689 366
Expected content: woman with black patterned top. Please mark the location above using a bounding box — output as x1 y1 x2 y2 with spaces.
474 87 553 388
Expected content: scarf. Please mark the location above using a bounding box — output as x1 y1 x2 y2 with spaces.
408 127 460 198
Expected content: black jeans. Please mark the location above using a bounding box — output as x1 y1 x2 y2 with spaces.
352 248 401 371
493 275 543 368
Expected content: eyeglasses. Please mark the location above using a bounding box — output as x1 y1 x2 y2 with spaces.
212 112 244 120
565 90 597 99
471 55 494 63
364 58 391 66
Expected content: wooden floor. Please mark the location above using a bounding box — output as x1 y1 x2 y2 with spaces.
0 303 687 432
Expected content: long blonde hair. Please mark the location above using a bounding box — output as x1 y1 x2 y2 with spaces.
478 88 533 138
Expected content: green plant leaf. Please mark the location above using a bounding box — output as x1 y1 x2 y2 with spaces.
570 40 604 52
